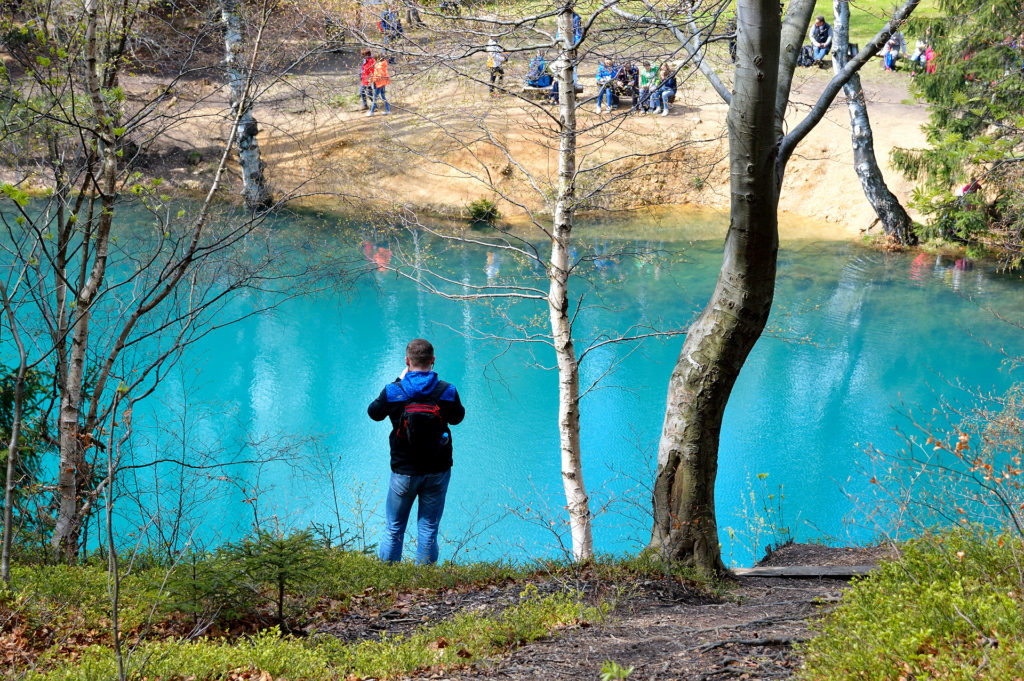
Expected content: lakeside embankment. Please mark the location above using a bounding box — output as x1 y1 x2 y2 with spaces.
0 50 924 241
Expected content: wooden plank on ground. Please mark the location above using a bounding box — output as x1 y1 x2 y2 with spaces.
732 565 876 579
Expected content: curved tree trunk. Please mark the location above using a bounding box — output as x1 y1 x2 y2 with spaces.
832 0 915 244
220 0 273 212
549 5 592 562
649 0 783 575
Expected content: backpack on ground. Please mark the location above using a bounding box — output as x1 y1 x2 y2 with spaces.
398 381 449 455
797 45 815 67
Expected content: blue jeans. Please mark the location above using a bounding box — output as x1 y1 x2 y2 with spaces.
635 86 651 110
813 45 829 61
379 469 451 564
597 83 614 107
359 85 374 108
370 85 390 113
655 87 676 109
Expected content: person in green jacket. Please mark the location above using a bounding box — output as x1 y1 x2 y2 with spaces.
636 61 659 114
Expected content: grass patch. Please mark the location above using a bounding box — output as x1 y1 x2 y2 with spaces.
3 545 722 678
25 586 600 681
812 0 942 46
798 530 1024 680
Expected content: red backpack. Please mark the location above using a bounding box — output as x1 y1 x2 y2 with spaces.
397 382 450 455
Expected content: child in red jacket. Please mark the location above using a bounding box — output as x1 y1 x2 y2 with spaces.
359 49 375 111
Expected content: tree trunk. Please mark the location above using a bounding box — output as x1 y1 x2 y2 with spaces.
649 0 782 575
220 0 273 212
832 0 915 244
548 6 592 562
0 285 26 584
52 0 119 562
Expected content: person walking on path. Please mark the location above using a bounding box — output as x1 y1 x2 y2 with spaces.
367 54 391 116
368 338 465 564
358 49 375 111
487 41 509 95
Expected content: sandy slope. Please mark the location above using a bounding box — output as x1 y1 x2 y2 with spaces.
122 52 929 239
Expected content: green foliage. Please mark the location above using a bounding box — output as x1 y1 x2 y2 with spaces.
724 471 792 564
10 562 166 634
600 659 635 680
893 0 1024 263
161 533 542 628
165 529 329 627
0 364 56 555
467 198 501 225
798 530 1024 680
29 588 597 681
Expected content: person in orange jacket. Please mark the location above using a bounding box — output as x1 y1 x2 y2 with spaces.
367 53 391 116
358 49 375 111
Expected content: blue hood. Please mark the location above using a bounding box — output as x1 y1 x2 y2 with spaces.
400 370 439 398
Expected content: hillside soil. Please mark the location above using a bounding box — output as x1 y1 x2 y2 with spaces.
13 43 927 239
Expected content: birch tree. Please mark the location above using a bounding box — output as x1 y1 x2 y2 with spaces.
220 0 274 211
649 0 921 573
616 0 915 244
0 0 350 562
345 0 723 560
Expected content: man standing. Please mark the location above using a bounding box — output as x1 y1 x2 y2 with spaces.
368 338 465 564
810 15 833 64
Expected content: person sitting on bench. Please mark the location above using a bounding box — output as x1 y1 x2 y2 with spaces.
595 57 619 113
809 15 833 64
650 63 677 116
614 61 639 109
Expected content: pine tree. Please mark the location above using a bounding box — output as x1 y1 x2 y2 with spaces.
892 0 1024 265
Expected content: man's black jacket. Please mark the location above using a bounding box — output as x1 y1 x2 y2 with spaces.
367 370 465 474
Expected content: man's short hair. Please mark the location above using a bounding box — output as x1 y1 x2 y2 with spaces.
406 338 434 368
816 15 825 21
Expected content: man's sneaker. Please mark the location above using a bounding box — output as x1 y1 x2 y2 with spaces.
365 110 374 117
651 106 660 114
383 110 390 115
661 107 669 117
596 104 603 114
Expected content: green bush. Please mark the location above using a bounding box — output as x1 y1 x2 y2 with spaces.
467 198 501 225
798 530 1024 680
164 529 329 627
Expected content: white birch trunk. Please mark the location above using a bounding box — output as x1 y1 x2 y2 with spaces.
548 6 592 562
220 0 273 211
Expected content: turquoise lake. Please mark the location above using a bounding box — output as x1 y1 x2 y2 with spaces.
48 208 1024 566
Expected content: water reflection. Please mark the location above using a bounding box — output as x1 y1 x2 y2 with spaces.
115 220 1023 567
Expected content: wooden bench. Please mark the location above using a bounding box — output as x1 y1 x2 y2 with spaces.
520 84 584 100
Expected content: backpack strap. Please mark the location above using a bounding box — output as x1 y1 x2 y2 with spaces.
427 381 449 402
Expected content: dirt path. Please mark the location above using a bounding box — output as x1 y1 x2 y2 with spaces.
443 544 892 681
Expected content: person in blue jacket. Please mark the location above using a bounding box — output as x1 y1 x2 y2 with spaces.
595 57 618 113
368 338 465 564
